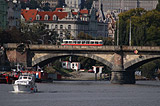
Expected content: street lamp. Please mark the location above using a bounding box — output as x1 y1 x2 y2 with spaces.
38 39 43 44
27 40 32 44
42 34 46 44
48 40 52 44
129 18 132 46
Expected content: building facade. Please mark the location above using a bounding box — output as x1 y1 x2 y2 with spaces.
7 0 21 29
95 0 158 12
65 0 81 9
21 6 108 39
62 61 80 71
0 0 21 30
41 0 58 9
0 0 7 30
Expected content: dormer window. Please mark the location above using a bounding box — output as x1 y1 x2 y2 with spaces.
44 15 48 20
53 15 57 20
36 14 40 20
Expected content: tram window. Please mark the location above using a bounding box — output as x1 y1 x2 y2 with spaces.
73 41 76 44
86 41 89 44
65 41 68 44
69 41 72 44
95 41 98 44
91 41 94 44
99 41 103 44
82 41 85 44
77 41 81 44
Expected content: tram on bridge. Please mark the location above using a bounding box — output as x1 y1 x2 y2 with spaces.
61 40 103 46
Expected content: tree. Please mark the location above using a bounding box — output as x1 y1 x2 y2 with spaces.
77 32 93 40
118 8 160 46
20 23 59 44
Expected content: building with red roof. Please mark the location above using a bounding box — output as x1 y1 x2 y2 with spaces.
21 9 38 22
21 5 108 39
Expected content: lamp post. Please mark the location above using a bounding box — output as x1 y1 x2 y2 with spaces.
38 39 43 44
42 34 46 44
27 40 32 44
129 18 132 46
117 17 119 46
48 40 52 44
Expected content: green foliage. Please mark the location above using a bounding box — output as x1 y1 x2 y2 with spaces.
138 60 160 79
0 27 25 44
118 8 160 46
97 36 114 45
44 66 56 73
21 23 59 44
77 32 93 40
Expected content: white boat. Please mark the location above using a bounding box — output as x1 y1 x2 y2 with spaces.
12 74 38 93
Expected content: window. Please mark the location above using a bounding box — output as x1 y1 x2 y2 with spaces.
73 41 76 44
68 25 71 30
60 25 63 29
29 17 32 21
60 31 63 37
36 15 40 20
44 15 48 20
62 63 66 66
91 41 94 44
86 41 89 44
82 41 85 44
99 41 103 44
55 25 57 29
77 41 81 44
53 15 57 20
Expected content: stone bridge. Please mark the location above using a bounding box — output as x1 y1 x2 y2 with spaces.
3 43 160 84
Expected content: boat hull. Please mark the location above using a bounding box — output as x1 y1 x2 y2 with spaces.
13 84 37 93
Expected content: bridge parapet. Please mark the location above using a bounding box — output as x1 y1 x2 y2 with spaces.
123 46 160 52
29 45 121 51
4 43 160 52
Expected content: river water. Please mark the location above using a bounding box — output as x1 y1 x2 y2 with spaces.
0 81 160 106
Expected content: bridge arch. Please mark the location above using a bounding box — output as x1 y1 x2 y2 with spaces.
32 53 114 69
124 55 160 70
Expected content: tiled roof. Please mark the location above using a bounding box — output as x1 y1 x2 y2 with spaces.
37 11 68 20
80 9 88 14
21 9 38 22
21 9 89 21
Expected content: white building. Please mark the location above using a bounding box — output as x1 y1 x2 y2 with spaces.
70 62 80 71
21 5 108 38
61 61 80 71
95 0 158 12
62 61 71 69
41 0 58 9
65 0 81 9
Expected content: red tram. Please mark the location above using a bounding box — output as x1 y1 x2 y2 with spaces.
61 40 103 46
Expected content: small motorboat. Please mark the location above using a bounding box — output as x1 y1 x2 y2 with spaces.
12 74 38 93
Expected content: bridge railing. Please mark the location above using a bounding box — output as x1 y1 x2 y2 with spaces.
3 43 160 52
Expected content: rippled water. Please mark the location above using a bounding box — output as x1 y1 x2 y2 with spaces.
0 81 160 106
